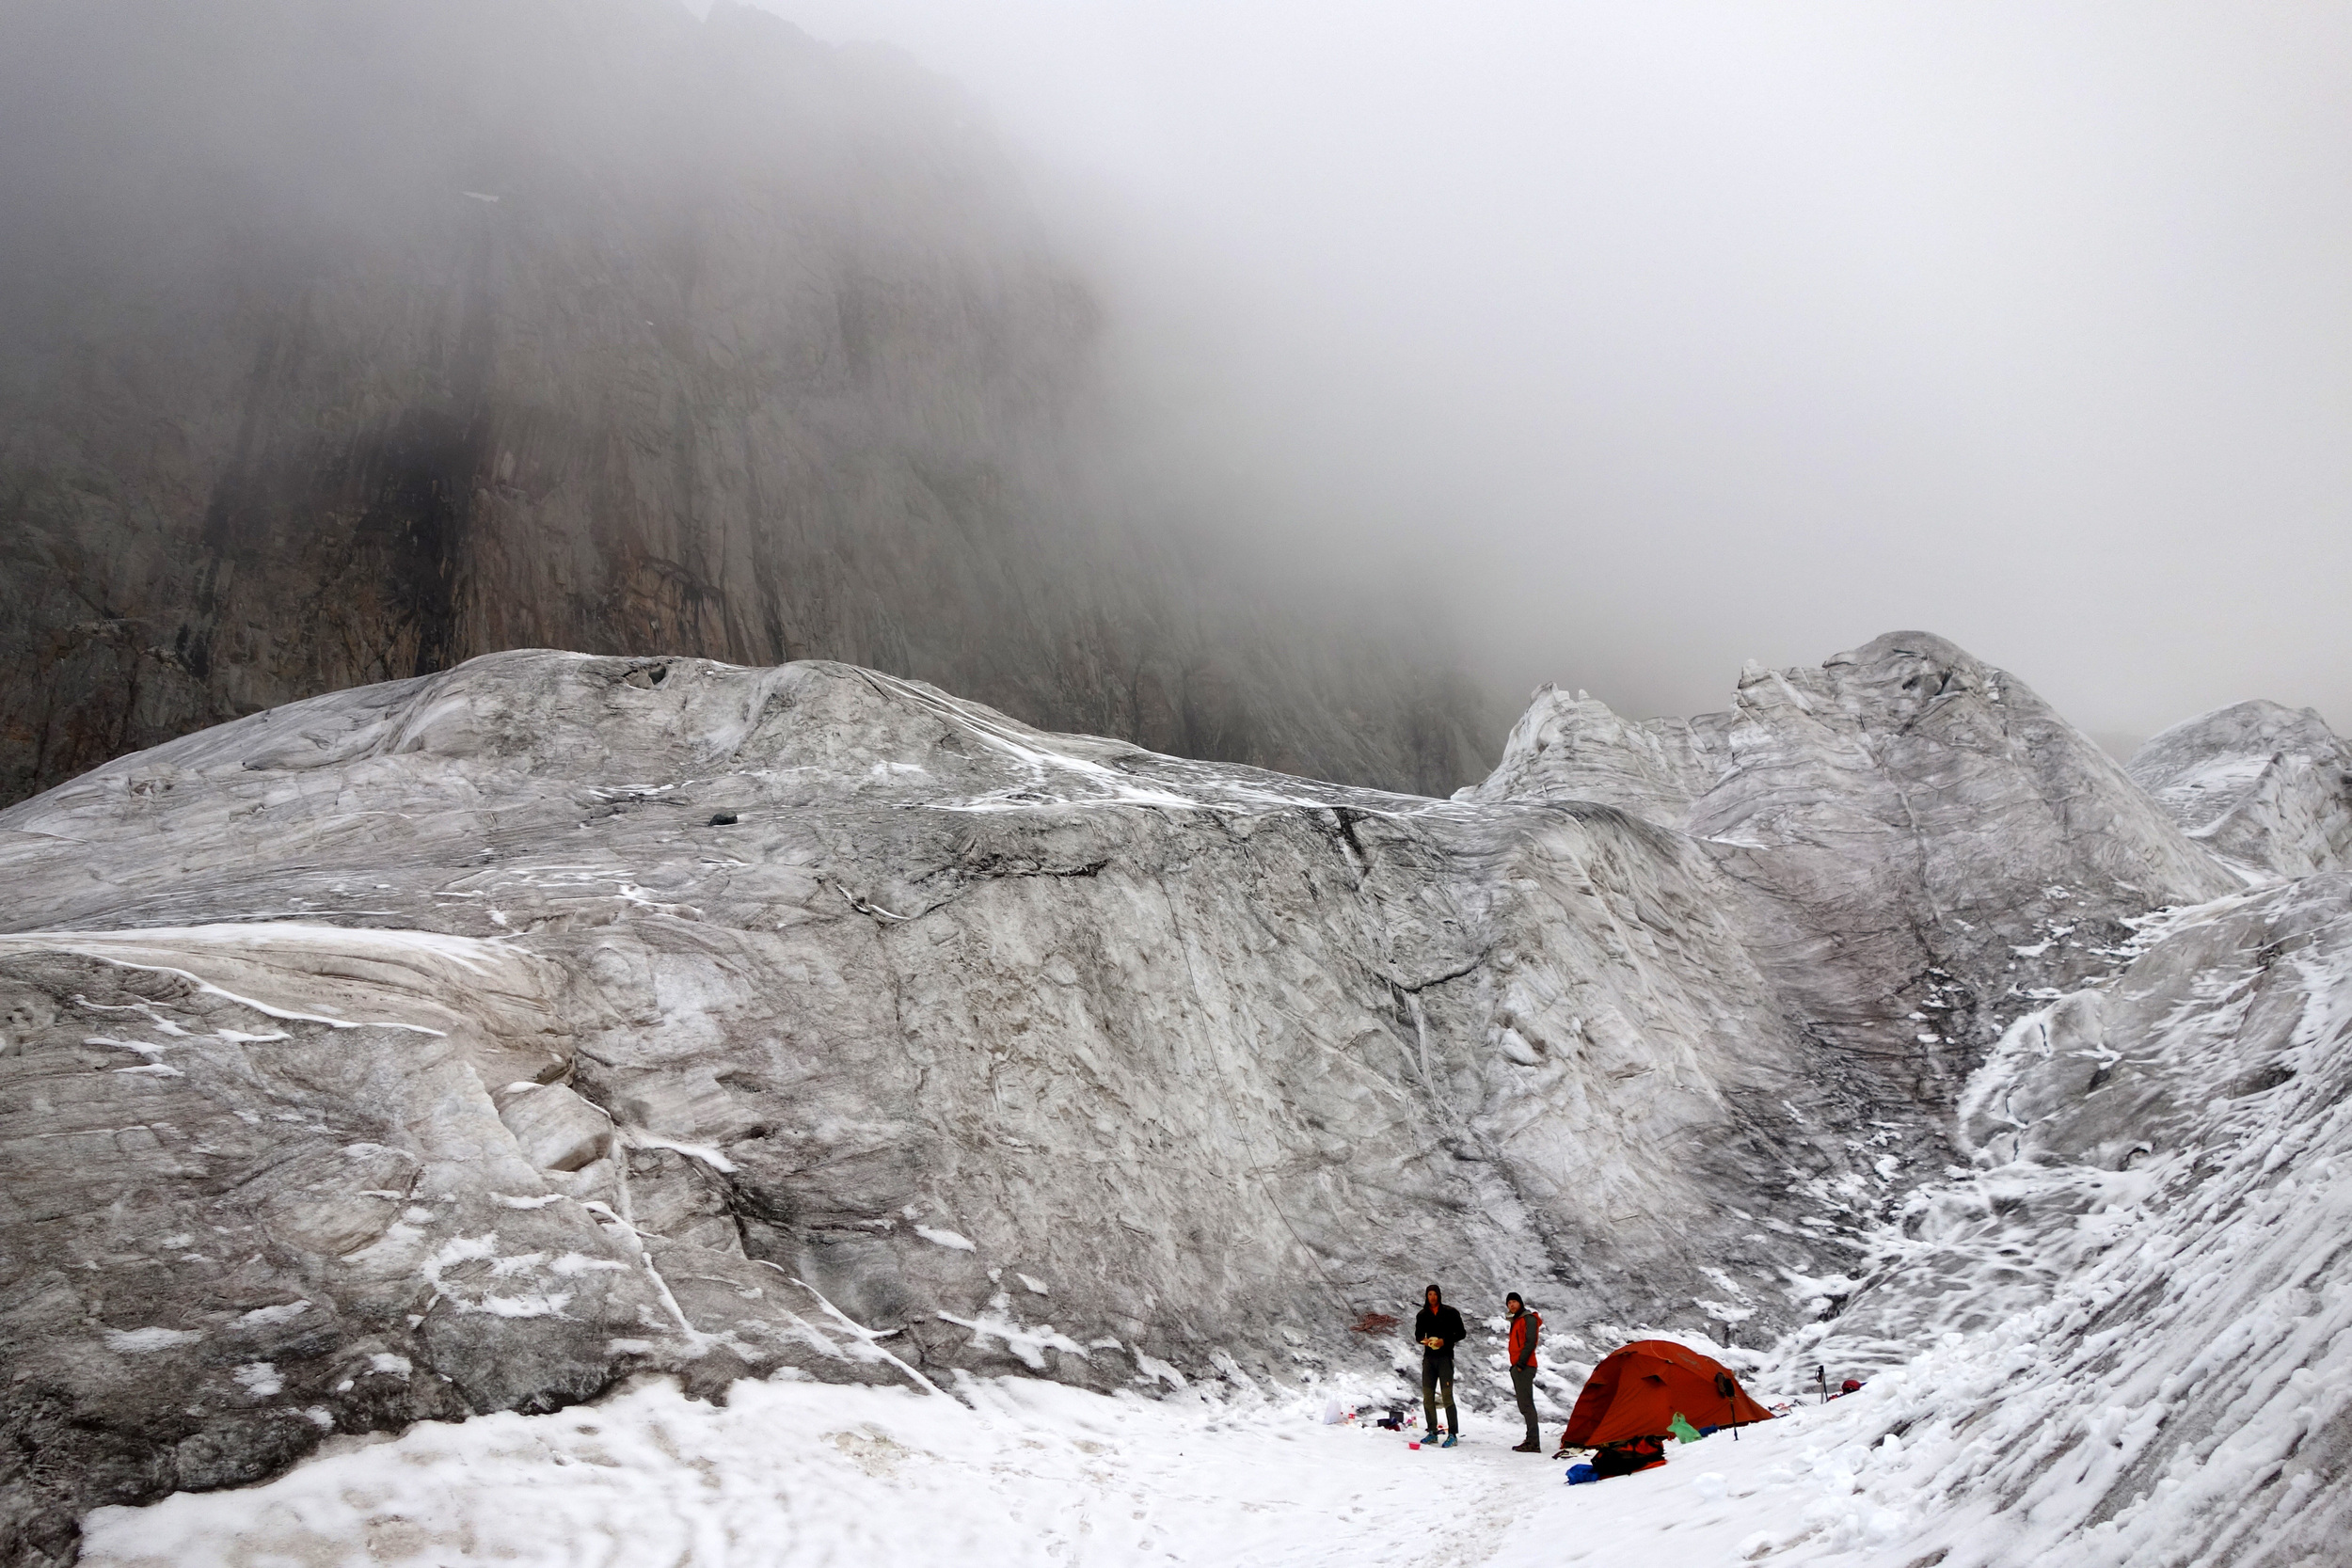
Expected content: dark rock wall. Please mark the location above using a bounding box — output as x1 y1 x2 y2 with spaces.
0 0 1497 807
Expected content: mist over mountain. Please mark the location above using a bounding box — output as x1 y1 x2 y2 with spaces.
10 8 2352 1567
0 0 1496 807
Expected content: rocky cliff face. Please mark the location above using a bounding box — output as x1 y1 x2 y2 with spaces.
1779 873 2352 1567
0 0 1495 809
0 631 2333 1567
2128 700 2352 880
1473 631 2239 1099
0 647 1883 1562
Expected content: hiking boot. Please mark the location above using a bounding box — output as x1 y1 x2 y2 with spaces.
1440 1433 1458 1449
1418 1430 1439 1445
1512 1440 1541 1453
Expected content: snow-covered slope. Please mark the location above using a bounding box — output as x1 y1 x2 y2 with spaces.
2129 701 2352 881
4 634 2342 1568
1773 872 2352 1564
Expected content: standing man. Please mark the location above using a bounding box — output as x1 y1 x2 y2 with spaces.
1413 1283 1466 1448
1504 1291 1544 1452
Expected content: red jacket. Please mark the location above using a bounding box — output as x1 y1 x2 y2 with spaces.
1508 1308 1541 1368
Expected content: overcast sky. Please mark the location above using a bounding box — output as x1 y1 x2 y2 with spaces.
762 0 2351 753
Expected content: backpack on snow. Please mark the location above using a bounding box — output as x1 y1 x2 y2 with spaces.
1589 1434 1666 1479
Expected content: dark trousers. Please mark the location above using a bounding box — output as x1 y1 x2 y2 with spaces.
1511 1364 1539 1445
1421 1357 1456 1433
1515 1363 1552 1448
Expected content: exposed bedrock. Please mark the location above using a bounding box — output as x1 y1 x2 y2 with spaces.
0 631 2272 1561
2128 699 2352 881
1473 630 2239 1102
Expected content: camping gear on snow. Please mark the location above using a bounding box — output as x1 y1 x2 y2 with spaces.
1589 1434 1667 1478
1556 1339 1773 1461
1564 1463 1598 1485
1668 1413 1705 1445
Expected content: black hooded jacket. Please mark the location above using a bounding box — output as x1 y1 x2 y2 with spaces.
1412 1285 1466 1371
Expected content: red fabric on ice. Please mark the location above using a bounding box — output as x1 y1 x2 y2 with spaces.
1559 1339 1773 1450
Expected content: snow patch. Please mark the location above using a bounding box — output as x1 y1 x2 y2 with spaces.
236 1302 309 1327
913 1225 976 1251
623 1132 739 1174
935 1294 1086 1371
103 1326 202 1354
68 1371 1959 1568
232 1362 283 1397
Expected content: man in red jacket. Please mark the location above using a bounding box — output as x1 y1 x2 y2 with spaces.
1505 1292 1543 1453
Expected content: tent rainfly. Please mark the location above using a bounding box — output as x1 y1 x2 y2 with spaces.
1560 1338 1774 1450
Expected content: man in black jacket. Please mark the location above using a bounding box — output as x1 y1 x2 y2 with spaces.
1412 1283 1466 1447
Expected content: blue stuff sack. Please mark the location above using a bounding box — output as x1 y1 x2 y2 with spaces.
1565 1464 1598 1485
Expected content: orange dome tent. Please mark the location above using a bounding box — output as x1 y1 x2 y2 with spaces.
1560 1339 1773 1451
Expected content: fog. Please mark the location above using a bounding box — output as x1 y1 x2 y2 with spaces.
769 0 2352 754
0 0 1512 799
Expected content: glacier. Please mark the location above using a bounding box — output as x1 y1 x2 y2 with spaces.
2 630 2346 1566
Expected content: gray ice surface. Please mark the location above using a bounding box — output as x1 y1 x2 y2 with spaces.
1 634 2344 1565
